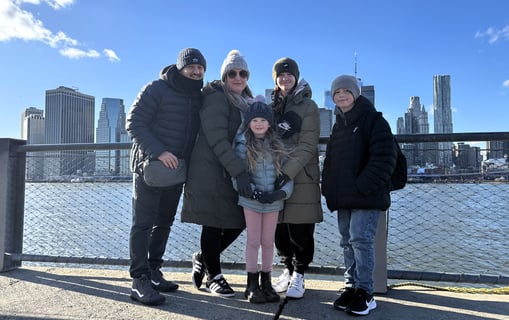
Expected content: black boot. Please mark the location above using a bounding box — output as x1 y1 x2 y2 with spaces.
260 271 281 303
244 272 266 304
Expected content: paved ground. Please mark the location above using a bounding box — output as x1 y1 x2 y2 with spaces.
0 266 508 320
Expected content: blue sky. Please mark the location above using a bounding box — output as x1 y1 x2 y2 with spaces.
1 0 508 139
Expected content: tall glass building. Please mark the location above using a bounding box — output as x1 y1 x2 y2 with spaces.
433 75 453 167
95 98 126 175
323 90 334 109
44 86 95 179
360 85 375 106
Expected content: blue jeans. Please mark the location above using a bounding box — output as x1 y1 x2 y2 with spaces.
337 209 381 294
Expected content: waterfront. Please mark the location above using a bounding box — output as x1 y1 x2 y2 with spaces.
22 182 509 279
2 266 508 320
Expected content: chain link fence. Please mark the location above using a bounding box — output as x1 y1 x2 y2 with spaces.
6 137 509 286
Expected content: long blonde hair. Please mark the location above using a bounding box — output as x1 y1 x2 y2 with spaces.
244 127 290 175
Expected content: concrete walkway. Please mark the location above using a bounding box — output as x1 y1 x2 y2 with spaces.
0 266 508 320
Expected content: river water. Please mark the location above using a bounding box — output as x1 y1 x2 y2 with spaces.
22 182 509 278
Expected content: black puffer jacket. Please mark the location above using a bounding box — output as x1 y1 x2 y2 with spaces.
321 96 397 211
126 64 202 174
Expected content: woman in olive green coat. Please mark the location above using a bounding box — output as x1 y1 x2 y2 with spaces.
269 57 323 299
182 50 254 298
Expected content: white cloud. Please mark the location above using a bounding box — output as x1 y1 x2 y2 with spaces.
475 25 509 44
19 0 75 10
103 49 120 62
503 80 509 88
0 0 118 61
60 47 99 59
44 0 75 10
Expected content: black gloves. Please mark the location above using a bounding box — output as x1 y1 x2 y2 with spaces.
277 111 302 138
235 171 253 198
275 173 290 190
252 190 287 204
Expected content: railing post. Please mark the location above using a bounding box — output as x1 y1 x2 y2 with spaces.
0 138 26 272
373 210 388 293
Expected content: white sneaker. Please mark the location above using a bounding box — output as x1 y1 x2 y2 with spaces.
286 272 305 299
272 268 291 293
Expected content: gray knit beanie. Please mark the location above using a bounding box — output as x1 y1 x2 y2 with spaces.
220 50 249 81
176 48 206 71
330 75 360 100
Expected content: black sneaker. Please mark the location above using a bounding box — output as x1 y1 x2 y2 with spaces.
192 251 205 289
333 287 355 310
205 275 235 297
346 288 377 316
130 274 166 306
150 269 179 292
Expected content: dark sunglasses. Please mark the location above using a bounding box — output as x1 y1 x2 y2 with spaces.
227 70 248 79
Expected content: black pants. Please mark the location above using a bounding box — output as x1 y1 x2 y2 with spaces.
200 225 243 279
275 222 315 275
129 173 182 278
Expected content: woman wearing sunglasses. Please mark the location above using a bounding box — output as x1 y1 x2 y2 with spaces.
182 49 254 298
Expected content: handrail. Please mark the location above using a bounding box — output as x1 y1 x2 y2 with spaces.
14 131 509 153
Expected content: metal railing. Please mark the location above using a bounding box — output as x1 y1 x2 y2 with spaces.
1 133 508 287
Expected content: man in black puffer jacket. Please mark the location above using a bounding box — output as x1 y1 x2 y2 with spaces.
126 48 206 306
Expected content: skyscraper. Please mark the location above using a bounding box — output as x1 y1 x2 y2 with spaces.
21 107 44 138
433 75 453 167
264 88 273 105
21 107 45 180
323 90 334 109
360 85 375 106
95 98 126 175
318 108 333 138
399 96 430 135
44 86 95 178
397 96 433 166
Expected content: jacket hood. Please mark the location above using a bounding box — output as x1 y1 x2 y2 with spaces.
159 64 177 80
289 79 312 104
202 80 223 96
338 95 377 126
159 64 204 94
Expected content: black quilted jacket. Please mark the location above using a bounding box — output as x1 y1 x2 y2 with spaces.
126 64 202 174
321 96 397 211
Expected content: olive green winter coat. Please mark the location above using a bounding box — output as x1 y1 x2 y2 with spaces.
181 83 247 229
272 81 323 224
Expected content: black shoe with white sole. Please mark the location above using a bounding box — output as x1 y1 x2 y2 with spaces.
205 275 235 298
130 274 165 306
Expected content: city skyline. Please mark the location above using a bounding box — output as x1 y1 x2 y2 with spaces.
2 0 509 139
20 80 506 179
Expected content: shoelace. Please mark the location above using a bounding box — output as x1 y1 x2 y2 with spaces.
208 278 231 292
288 276 303 289
277 272 289 283
217 278 228 287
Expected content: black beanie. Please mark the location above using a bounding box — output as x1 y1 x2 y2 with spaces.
272 57 300 82
176 48 206 71
245 101 274 126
